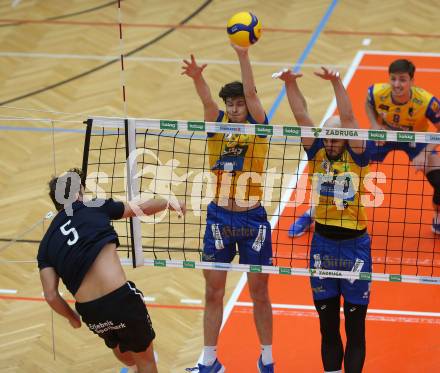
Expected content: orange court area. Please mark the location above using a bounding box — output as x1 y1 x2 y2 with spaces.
218 52 440 373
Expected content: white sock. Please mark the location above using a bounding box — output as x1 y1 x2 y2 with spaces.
261 345 273 365
202 346 217 366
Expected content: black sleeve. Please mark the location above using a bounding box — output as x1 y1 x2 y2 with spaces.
37 240 52 270
100 198 125 220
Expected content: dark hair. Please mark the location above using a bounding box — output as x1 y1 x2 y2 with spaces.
388 59 415 79
48 168 84 211
219 81 244 102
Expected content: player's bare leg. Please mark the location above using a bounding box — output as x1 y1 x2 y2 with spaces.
203 269 227 347
113 346 135 366
247 272 272 344
131 343 158 373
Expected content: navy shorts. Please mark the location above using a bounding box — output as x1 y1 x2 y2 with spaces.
75 281 155 353
366 140 428 162
310 232 372 305
203 202 272 265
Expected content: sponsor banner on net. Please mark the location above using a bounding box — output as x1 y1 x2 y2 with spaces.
368 130 387 141
154 259 166 267
283 126 302 137
279 267 292 275
160 120 178 130
310 269 344 278
250 265 263 273
219 124 244 134
425 134 440 144
389 274 402 282
418 276 440 284
183 261 196 269
311 128 322 138
255 125 273 136
323 128 360 138
396 132 416 142
359 272 372 281
187 121 205 131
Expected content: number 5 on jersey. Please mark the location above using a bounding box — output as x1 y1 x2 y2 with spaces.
60 220 79 245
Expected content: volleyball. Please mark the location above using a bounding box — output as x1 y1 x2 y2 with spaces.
227 11 262 47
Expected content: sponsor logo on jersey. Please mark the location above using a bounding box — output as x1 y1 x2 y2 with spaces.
379 104 390 111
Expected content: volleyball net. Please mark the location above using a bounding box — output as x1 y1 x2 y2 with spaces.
82 116 440 284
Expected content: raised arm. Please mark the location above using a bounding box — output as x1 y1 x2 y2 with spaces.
315 67 365 153
365 99 385 130
122 198 186 219
274 68 315 149
364 84 388 131
40 267 81 328
231 44 266 123
182 54 219 122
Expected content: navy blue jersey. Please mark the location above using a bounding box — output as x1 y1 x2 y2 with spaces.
37 199 125 295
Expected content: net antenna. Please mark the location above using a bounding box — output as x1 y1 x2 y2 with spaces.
126 119 144 266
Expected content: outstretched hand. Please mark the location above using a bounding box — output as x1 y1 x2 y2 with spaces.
168 200 186 218
314 66 340 81
272 68 303 82
181 54 207 79
230 42 249 55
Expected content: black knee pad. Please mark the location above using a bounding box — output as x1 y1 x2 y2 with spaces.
314 297 341 337
426 170 440 205
343 301 368 343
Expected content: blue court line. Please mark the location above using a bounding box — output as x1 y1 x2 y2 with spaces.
267 0 339 121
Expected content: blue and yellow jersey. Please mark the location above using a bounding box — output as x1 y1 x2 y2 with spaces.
368 83 440 132
306 139 369 231
207 110 268 203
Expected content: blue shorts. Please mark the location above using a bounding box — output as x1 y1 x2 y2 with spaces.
310 232 372 305
366 140 427 162
203 202 272 265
